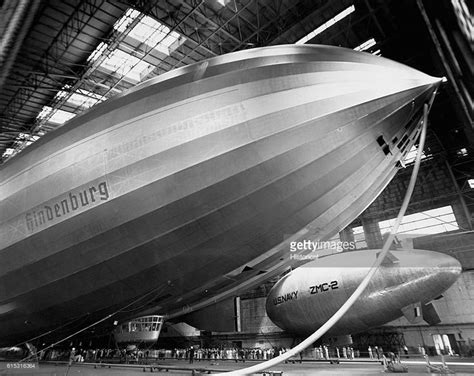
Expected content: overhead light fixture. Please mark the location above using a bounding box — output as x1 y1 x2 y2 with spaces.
295 5 355 44
468 179 474 188
354 38 376 51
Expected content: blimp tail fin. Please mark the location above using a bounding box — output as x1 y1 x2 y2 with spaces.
421 303 441 325
401 302 441 325
376 250 400 265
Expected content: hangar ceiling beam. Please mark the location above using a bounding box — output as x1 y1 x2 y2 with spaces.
132 0 220 57
92 1 208 94
227 1 309 50
175 0 243 45
2 0 108 120
0 0 111 158
416 0 473 128
308 6 384 49
150 0 255 72
364 0 386 39
268 0 344 45
0 0 42 92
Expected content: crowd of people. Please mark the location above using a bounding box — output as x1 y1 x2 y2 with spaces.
368 345 384 360
38 344 412 364
147 346 363 363
173 347 278 362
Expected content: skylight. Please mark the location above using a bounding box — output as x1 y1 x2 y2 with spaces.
2 148 15 158
37 106 76 124
86 9 186 85
17 133 39 143
114 9 184 56
129 16 182 55
55 89 105 109
99 49 152 82
49 109 76 124
296 5 355 44
68 90 105 108
36 106 54 120
114 8 141 33
354 38 376 51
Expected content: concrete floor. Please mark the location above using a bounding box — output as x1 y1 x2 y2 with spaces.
1 358 474 376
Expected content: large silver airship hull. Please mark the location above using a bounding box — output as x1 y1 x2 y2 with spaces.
266 249 462 336
0 45 441 344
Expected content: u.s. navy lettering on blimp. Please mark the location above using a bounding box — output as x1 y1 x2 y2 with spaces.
25 181 109 232
273 290 298 306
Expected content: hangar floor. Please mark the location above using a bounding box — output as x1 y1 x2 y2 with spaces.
2 358 474 375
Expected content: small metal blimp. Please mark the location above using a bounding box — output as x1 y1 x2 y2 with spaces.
266 249 462 336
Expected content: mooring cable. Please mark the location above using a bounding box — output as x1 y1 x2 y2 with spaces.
214 97 434 375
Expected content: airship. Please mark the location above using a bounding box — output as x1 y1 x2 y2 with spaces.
266 249 462 336
0 44 442 346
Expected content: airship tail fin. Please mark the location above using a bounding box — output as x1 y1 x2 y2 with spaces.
421 303 441 325
401 302 441 325
376 250 400 265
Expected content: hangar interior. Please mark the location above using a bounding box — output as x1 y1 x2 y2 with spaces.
1 0 473 361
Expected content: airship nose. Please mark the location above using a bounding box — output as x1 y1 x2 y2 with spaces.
433 251 462 281
411 249 462 291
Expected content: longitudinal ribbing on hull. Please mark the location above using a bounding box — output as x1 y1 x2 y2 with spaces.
0 45 441 345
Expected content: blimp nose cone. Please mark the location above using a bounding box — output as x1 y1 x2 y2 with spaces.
380 249 462 301
411 248 461 273
428 250 462 284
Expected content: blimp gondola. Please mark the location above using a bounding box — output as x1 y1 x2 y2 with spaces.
113 315 164 344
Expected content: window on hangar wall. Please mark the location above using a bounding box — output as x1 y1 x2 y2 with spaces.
378 205 459 236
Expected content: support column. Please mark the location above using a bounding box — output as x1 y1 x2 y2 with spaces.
361 217 383 249
339 227 355 244
445 160 473 231
451 201 472 231
235 297 241 333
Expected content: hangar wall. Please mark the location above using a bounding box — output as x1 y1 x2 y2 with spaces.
385 271 474 355
240 297 281 334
